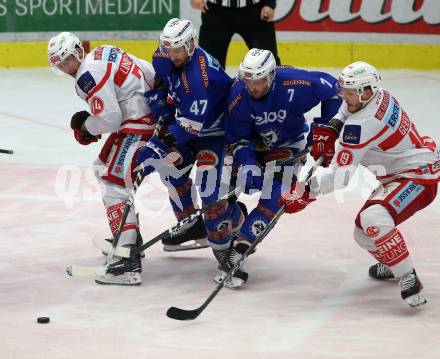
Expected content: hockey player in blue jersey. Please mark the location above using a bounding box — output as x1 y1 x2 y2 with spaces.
136 18 248 287
225 48 342 277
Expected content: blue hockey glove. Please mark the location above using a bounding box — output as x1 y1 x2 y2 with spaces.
144 88 175 125
136 136 171 177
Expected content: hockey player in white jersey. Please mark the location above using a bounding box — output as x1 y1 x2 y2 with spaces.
280 61 440 307
47 32 207 286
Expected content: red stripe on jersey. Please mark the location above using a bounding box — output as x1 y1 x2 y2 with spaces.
114 52 133 87
340 126 388 149
119 128 155 136
378 111 411 151
85 63 112 101
120 114 155 127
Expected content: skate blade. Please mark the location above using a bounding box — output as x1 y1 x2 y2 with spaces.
163 239 209 252
213 270 245 289
95 272 142 286
406 293 427 308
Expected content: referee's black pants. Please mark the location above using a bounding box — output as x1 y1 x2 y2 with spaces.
199 3 281 68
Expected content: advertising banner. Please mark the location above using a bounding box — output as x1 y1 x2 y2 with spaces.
0 0 178 32
275 0 440 35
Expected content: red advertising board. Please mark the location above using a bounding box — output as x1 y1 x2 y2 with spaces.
275 0 440 34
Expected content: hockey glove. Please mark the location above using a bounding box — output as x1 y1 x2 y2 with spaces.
311 125 338 167
279 182 316 214
135 136 172 177
70 111 101 145
144 88 175 126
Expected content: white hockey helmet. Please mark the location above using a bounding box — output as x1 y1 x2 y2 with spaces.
48 32 84 68
159 18 197 57
338 61 381 103
239 48 276 88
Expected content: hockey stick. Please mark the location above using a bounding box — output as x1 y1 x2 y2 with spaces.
66 116 167 278
92 147 311 259
0 149 13 154
166 156 323 321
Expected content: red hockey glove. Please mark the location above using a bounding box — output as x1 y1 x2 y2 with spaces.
279 182 316 214
311 126 338 167
70 111 101 145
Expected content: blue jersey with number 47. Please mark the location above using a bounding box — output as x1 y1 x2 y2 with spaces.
152 46 233 138
225 66 342 151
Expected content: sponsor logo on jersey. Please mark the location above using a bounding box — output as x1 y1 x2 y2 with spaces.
94 47 104 60
114 134 139 176
196 150 218 168
77 71 96 94
91 96 104 115
336 149 354 166
198 55 209 89
389 181 423 214
384 99 401 128
114 52 133 87
375 90 390 121
251 109 287 125
228 93 242 114
282 79 312 87
372 229 408 267
343 125 361 144
108 47 120 63
181 70 191 94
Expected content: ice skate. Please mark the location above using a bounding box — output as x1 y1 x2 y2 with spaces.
369 262 395 280
213 247 248 289
162 216 209 252
95 246 142 286
399 269 427 308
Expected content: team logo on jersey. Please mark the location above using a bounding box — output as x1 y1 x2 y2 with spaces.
250 219 267 238
366 226 380 238
77 71 96 94
91 96 104 115
343 125 361 144
196 150 218 168
261 130 279 147
336 149 354 166
216 220 230 234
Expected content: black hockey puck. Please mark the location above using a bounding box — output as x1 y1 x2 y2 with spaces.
37 317 50 324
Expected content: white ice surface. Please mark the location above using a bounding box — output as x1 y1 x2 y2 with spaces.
1 68 440 359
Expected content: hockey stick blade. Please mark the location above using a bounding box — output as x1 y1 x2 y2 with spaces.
66 264 107 277
166 306 201 321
